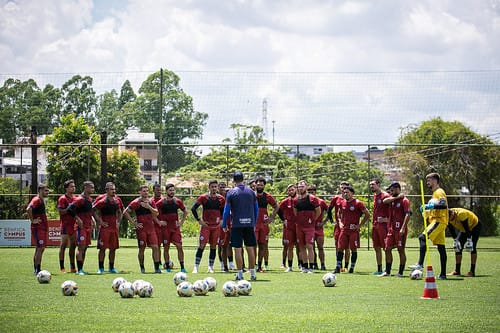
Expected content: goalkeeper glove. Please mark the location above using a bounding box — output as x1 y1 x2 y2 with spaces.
419 203 435 213
453 238 462 252
465 238 473 252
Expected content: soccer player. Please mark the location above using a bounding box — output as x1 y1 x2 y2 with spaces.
222 171 258 281
369 178 391 275
277 184 297 272
409 172 449 279
293 180 322 273
27 183 50 274
153 183 188 273
380 182 411 277
326 181 351 272
335 186 371 274
254 176 278 272
67 181 95 275
447 207 481 277
123 185 162 273
307 185 328 270
217 182 235 272
191 180 225 273
57 179 77 273
151 183 166 269
93 182 123 274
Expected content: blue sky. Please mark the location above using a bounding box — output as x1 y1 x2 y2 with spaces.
1 0 499 146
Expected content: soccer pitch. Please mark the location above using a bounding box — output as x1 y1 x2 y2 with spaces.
1 237 499 332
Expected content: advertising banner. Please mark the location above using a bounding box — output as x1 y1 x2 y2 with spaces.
0 220 31 246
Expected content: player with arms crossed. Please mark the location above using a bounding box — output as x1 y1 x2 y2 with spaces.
191 180 225 273
57 179 77 273
67 181 95 275
154 183 188 273
293 180 322 274
335 186 371 274
410 172 449 279
27 183 50 274
93 182 123 274
369 178 391 275
254 176 278 272
123 185 162 273
326 181 351 272
380 182 411 277
277 184 298 272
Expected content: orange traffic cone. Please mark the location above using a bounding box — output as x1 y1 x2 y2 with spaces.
421 265 440 299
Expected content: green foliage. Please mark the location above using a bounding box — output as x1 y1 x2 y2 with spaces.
61 75 97 125
0 177 26 218
0 78 57 143
43 114 100 193
1 240 500 332
396 117 500 235
129 70 208 171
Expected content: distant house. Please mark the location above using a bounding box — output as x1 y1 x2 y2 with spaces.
0 136 48 188
286 145 334 158
118 128 159 184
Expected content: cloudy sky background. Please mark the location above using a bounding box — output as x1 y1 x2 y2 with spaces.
1 0 499 148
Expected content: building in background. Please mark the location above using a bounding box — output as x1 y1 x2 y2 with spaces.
118 128 158 184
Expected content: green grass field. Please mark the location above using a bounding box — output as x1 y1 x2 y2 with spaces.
1 237 499 332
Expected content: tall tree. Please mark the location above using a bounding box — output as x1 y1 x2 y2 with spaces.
60 75 97 125
95 90 130 144
118 79 136 110
130 70 208 171
0 78 55 143
43 114 100 193
395 118 499 235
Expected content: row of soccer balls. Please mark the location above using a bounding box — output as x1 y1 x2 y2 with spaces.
111 275 252 297
321 269 423 287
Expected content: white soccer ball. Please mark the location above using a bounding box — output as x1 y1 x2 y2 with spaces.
176 281 193 297
173 272 188 286
236 280 252 296
192 279 209 296
204 277 217 292
61 280 78 296
322 272 337 287
132 279 146 295
167 260 174 269
118 281 135 298
111 277 127 292
410 269 423 280
222 281 238 297
36 270 51 284
137 281 154 298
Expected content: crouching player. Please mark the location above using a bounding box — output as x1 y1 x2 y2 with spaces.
447 208 481 277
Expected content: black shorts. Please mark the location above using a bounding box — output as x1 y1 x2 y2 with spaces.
230 227 257 248
458 222 482 252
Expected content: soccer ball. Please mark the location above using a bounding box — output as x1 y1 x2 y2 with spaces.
204 277 217 292
410 269 423 280
132 279 146 295
167 260 174 269
111 277 127 292
176 281 193 297
36 270 51 284
118 281 135 298
173 272 188 286
322 272 337 287
222 281 238 297
137 282 154 298
236 280 252 296
61 280 78 296
192 279 209 296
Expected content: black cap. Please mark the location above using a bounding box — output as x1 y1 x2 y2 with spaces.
233 171 244 182
386 182 401 191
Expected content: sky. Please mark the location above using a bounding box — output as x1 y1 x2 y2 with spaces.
1 0 499 148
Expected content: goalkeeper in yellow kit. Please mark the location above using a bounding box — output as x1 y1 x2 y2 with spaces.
447 208 481 277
